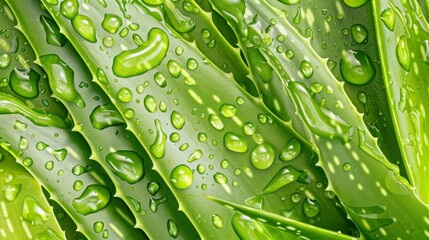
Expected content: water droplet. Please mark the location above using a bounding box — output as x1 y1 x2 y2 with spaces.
72 184 111 215
214 172 228 184
280 138 301 161
4 183 21 201
94 221 104 233
72 14 97 43
381 8 395 31
250 142 275 170
124 108 135 119
52 148 67 161
351 24 368 43
340 50 375 85
40 15 67 47
212 214 224 228
45 0 58 5
18 136 29 150
117 87 133 103
343 162 352 171
106 150 144 184
39 54 85 106
167 219 179 238
22 196 50 225
147 181 160 196
291 192 301 203
101 13 122 34
186 58 198 70
293 6 301 24
9 68 40 99
103 36 115 48
209 114 224 131
343 0 369 8
303 198 321 217
113 28 169 78
154 72 167 88
220 104 237 117
170 165 193 189
396 35 411 72
168 60 182 78
73 180 83 191
90 102 125 130
45 161 54 170
0 53 11 69
243 122 256 136
198 132 207 142
357 91 369 115
36 142 49 150
150 120 167 158
149 196 168 212
179 143 189 151
300 60 314 78
187 149 203 163
171 111 185 130
197 164 206 174
22 157 33 167
60 0 79 19
224 132 248 153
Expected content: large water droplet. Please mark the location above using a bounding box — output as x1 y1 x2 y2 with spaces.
279 138 301 161
9 68 40 99
39 54 85 107
113 28 169 78
224 132 248 153
150 120 167 159
396 35 411 72
72 185 111 215
40 15 67 47
22 196 50 225
90 102 125 130
340 50 375 85
263 166 308 195
72 14 97 43
102 13 122 34
250 142 275 170
170 165 193 189
60 0 79 19
381 8 395 31
106 150 144 184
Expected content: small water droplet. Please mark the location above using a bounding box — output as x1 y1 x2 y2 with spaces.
351 24 368 43
147 181 160 196
73 180 83 191
4 183 21 201
209 114 224 131
117 87 133 103
187 149 203 163
150 120 167 159
212 214 224 228
300 60 314 78
171 111 185 130
154 72 167 88
144 95 158 112
52 148 67 161
94 221 104 233
186 58 198 70
243 122 256 135
90 102 125 130
303 198 321 217
396 35 411 72
168 60 182 78
0 53 11 69
170 165 193 189
167 219 179 238
149 196 168 212
219 104 237 117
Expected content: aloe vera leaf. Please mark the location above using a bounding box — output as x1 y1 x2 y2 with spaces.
7 1 199 239
207 195 356 240
0 148 66 240
40 0 354 238
0 106 147 239
372 0 429 202
142 0 259 96
209 0 429 238
0 1 68 119
267 0 404 176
